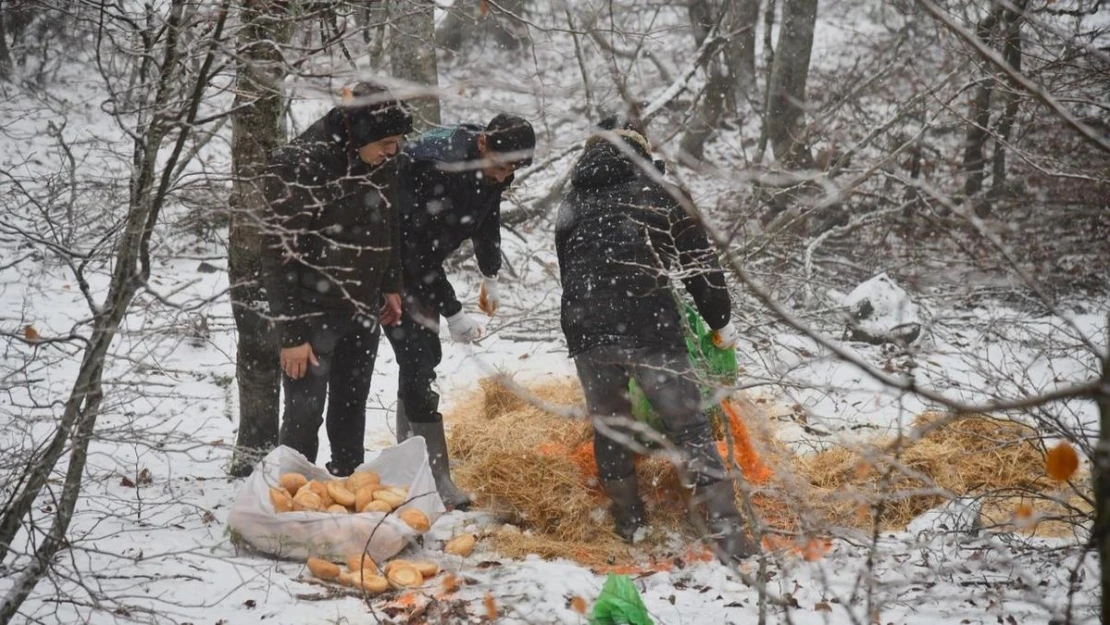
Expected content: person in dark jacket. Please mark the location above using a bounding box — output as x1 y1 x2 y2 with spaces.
262 82 413 477
555 118 753 562
385 114 536 508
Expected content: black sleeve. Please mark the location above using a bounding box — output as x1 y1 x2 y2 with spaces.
472 190 503 278
402 161 464 317
381 167 403 294
261 154 318 348
665 189 731 330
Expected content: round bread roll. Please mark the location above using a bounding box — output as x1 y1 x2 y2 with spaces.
327 504 349 514
347 553 378 575
326 481 356 507
354 485 378 512
345 471 381 492
305 480 334 507
360 499 393 513
386 564 423 589
398 508 431 533
372 489 404 509
444 534 477 557
279 473 308 496
269 487 294 513
410 561 439 577
292 489 324 512
306 557 340 580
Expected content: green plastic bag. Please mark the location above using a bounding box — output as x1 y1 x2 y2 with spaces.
629 302 738 433
589 574 654 625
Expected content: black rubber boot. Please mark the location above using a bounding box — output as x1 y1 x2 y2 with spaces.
409 420 472 510
601 474 646 542
691 479 760 563
395 399 413 443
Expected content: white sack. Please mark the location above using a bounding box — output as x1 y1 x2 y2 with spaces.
227 438 445 563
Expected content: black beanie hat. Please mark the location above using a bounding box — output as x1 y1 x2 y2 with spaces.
485 113 536 168
341 82 414 147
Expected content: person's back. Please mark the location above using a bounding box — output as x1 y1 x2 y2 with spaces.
556 131 728 358
554 120 754 562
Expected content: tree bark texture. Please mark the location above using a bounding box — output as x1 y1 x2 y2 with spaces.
765 0 818 169
681 0 727 160
962 7 1002 201
990 0 1027 197
391 0 441 128
0 0 12 81
228 0 290 477
1098 312 1110 625
724 0 760 98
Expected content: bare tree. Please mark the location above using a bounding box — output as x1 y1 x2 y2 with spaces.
391 0 440 127
436 0 529 54
764 0 818 169
228 0 293 477
0 1 231 619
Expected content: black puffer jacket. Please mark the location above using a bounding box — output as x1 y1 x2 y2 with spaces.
397 125 510 317
555 139 730 357
262 108 402 348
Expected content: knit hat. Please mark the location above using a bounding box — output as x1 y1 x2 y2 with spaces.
586 115 652 158
485 113 536 168
341 82 414 147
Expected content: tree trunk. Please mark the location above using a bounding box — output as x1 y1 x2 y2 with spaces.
228 0 290 477
391 0 440 128
990 0 1027 199
1 1 228 617
724 0 760 99
0 0 12 81
765 0 818 169
1098 311 1110 625
962 7 1002 202
680 0 728 160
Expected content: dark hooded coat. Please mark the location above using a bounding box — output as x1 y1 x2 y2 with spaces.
262 108 403 348
396 125 511 318
555 138 731 356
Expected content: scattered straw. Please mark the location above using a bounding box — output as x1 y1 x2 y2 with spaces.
446 377 1091 568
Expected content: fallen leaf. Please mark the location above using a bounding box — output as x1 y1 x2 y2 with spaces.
483 593 497 619
120 476 135 488
24 325 40 343
1046 442 1079 481
569 595 587 614
815 601 832 612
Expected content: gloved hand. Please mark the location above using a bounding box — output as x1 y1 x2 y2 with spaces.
446 311 484 343
478 275 500 316
710 324 738 350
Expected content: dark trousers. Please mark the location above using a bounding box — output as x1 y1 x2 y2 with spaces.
574 344 725 486
279 314 380 471
383 293 444 423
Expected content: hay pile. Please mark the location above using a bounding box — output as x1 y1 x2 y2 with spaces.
446 377 1087 568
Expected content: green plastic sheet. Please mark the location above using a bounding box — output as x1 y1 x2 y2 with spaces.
629 302 738 434
589 573 654 625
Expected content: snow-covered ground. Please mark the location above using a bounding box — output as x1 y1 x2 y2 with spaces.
2 1 1107 623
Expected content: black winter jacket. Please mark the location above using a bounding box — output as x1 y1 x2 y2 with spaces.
555 140 731 357
262 108 402 348
397 125 510 318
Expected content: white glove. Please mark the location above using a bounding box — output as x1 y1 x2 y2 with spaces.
710 324 738 350
446 311 484 343
478 275 500 316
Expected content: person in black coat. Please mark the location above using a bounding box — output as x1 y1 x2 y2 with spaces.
262 82 413 476
385 114 536 508
555 118 754 562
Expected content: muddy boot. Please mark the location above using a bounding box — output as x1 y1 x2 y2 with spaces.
601 474 646 542
692 479 759 563
409 420 472 510
395 399 413 443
